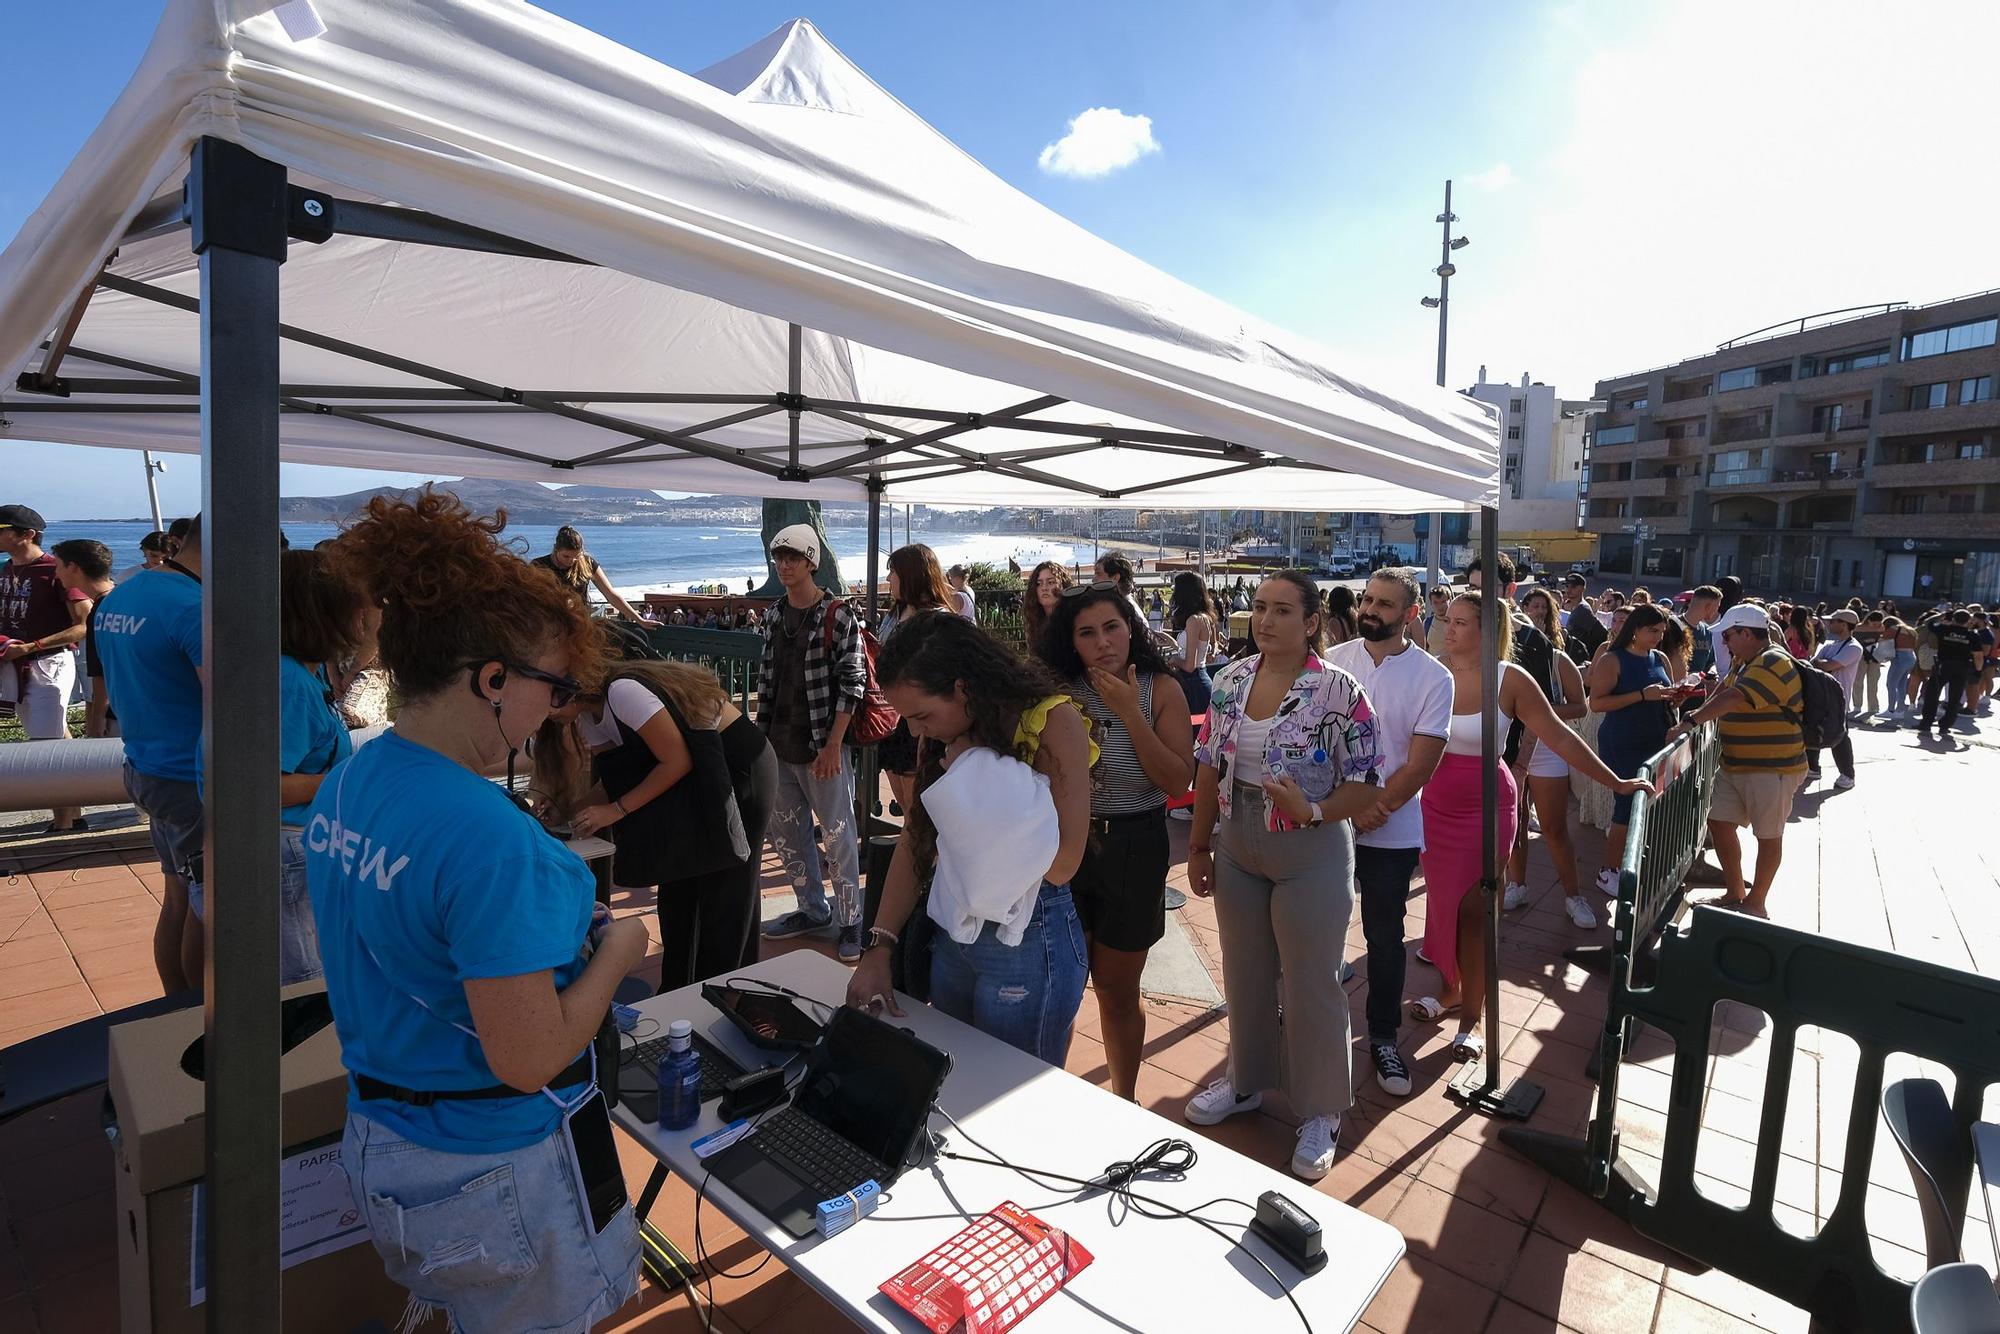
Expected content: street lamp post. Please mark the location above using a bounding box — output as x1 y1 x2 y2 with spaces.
1420 179 1469 590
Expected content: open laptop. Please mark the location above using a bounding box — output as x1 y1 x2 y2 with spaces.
706 1006 952 1238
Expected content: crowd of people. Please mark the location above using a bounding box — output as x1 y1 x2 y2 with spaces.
9 489 1998 1329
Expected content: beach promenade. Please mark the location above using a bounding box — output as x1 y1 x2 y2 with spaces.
1 716 1993 1332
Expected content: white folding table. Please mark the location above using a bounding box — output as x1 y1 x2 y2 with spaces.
612 951 1403 1332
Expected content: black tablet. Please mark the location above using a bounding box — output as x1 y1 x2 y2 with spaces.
700 981 824 1052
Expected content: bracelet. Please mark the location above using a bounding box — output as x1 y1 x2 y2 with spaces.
866 926 899 949
612 797 628 815
1188 843 1212 855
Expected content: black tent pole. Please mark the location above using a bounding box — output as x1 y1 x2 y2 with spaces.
1447 504 1543 1118
190 135 287 1329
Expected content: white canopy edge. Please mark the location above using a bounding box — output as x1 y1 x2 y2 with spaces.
0 0 1499 513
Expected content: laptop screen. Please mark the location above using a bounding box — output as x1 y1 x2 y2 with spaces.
791 1007 953 1171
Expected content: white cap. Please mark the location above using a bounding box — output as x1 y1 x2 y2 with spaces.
667 1018 692 1047
1714 604 1776 635
768 523 821 570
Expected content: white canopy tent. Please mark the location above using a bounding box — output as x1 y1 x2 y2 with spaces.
0 3 1497 512
0 3 1509 1322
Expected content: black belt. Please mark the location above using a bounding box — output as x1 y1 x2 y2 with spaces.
1088 807 1165 835
353 1052 593 1108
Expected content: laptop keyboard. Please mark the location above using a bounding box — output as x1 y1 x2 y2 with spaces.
629 1030 743 1101
751 1107 888 1197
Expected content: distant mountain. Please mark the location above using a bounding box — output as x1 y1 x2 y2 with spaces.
272 479 871 526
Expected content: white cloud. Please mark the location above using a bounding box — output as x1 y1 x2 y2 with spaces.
1037 107 1160 179
1466 162 1515 191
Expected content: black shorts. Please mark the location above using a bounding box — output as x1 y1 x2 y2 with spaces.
1071 809 1169 952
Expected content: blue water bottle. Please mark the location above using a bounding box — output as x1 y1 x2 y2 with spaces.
658 1019 702 1132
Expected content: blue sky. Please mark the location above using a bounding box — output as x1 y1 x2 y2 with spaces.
4 0 1997 519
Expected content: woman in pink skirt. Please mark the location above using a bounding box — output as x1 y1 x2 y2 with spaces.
1409 592 1649 1063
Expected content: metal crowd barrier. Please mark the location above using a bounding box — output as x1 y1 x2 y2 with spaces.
1507 725 2000 1332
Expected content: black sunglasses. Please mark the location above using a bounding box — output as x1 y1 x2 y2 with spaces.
1061 580 1121 599
465 659 582 709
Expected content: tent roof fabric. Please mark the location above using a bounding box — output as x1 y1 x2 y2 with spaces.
0 0 1498 512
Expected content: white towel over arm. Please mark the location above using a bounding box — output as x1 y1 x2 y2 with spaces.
921 746 1060 946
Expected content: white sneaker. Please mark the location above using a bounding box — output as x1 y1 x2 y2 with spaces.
1291 1115 1339 1181
1833 775 1855 791
1185 1078 1262 1126
1168 806 1194 822
1502 881 1530 911
1596 867 1620 897
1564 895 1598 929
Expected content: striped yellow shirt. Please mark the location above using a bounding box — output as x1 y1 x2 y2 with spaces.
1717 648 1806 773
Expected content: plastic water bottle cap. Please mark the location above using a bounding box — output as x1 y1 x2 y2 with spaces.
667 1018 693 1047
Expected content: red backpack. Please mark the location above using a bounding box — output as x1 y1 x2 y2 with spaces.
820 598 900 745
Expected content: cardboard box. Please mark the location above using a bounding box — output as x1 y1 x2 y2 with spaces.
107 982 408 1333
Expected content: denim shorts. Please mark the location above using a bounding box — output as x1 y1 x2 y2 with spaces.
122 761 203 879
929 882 1088 1066
343 1111 639 1334
278 826 323 985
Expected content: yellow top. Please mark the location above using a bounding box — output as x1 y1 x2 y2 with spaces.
1013 695 1100 767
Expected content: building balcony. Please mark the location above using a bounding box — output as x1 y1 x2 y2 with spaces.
1768 426 1870 453
1876 398 2000 437
1584 477 1669 500
1587 440 1636 465
1871 456 2000 487
1859 511 2000 540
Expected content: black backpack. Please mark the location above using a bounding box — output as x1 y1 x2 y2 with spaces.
1788 654 1849 751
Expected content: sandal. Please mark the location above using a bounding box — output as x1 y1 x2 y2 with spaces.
1406 996 1458 1023
1448 1031 1484 1063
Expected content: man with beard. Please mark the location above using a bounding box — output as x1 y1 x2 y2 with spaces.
1328 569 1452 1096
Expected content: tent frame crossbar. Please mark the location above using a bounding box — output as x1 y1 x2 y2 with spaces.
10 184 1337 497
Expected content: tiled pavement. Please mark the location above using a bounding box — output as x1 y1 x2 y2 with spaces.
2 715 1997 1332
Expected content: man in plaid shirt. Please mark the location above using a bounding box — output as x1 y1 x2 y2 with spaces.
757 524 870 959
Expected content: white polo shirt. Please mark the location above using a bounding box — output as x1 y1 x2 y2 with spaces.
1328 635 1454 851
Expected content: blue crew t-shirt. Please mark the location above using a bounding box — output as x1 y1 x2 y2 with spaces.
279 657 352 825
92 570 203 781
307 731 595 1153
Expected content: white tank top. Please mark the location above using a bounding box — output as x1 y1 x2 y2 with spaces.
1445 702 1511 756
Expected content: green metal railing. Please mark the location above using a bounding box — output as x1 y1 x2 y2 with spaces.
644 626 762 712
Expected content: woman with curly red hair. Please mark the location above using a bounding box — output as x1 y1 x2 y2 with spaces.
309 488 644 1333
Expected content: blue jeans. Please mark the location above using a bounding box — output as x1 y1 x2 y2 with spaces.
1886 649 1916 711
929 883 1088 1066
343 1111 639 1334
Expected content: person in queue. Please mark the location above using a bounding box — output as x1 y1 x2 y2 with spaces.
1883 616 1918 721
1560 573 1608 663
1324 584 1359 647
1667 605 1806 918
1407 592 1647 1062
0 504 93 834
1684 585 1722 675
269 549 367 984
1021 560 1073 663
1042 583 1194 1100
1586 603 1675 899
541 644 777 993
846 614 1095 1066
755 524 869 959
1328 569 1451 1098
311 490 643 1331
93 513 205 991
1505 586 1596 929
876 544 955 815
1808 609 1862 790
1166 571 1220 715
51 538 118 740
1183 572 1381 1181
1093 551 1147 624
943 563 978 620
531 525 644 622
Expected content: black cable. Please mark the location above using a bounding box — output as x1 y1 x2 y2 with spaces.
927 1104 1314 1334
684 1051 809 1320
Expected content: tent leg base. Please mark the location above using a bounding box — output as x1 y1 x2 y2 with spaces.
1444 1063 1543 1119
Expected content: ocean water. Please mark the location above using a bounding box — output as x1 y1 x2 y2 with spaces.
49 520 1099 598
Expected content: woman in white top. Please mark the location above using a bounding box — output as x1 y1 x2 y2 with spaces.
1167 571 1219 714
1506 588 1596 929
1411 592 1647 1062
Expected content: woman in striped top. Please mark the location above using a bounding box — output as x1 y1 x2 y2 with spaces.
1042 584 1195 1099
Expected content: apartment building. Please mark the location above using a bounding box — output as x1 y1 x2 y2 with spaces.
1467 368 1597 563
1584 288 2000 603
